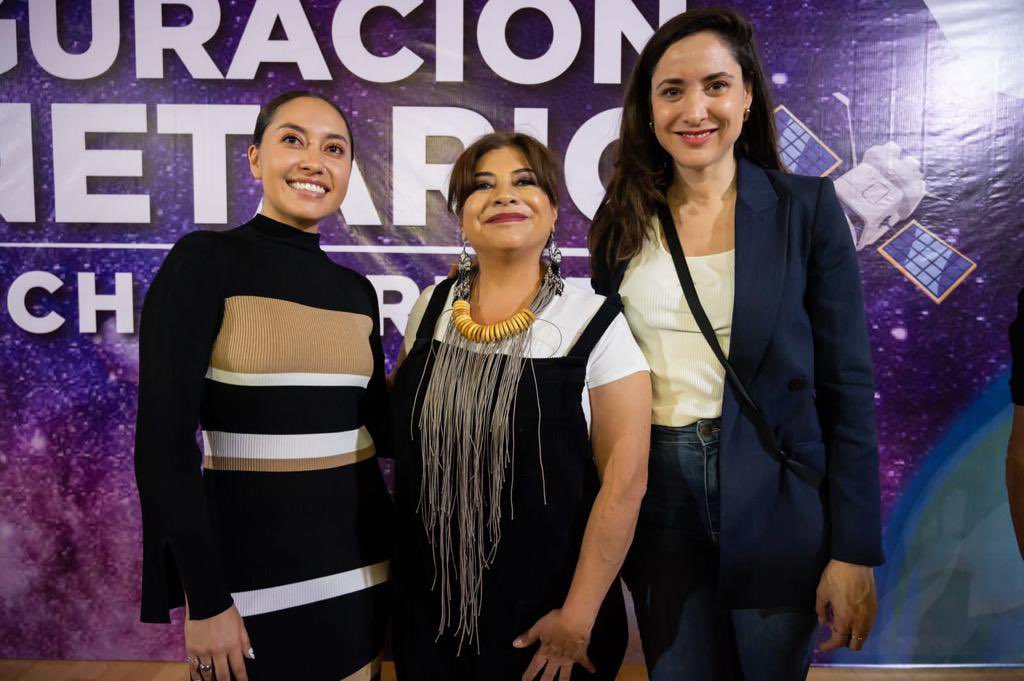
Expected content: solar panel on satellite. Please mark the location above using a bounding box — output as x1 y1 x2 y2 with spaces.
877 221 976 303
774 105 842 177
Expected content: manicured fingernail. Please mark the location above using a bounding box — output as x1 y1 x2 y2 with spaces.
247 647 255 659
512 638 523 647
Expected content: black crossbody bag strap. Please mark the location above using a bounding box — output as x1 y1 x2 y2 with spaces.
656 203 821 489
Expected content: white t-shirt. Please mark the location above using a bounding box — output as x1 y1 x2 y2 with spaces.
402 281 649 429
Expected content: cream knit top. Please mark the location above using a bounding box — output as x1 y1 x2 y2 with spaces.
619 222 735 427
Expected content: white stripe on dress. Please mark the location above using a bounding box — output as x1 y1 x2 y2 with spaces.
202 427 374 461
205 366 370 388
232 560 390 617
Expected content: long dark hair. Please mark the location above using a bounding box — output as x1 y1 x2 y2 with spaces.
589 7 783 272
252 90 355 159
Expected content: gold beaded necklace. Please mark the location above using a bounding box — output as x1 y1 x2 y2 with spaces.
451 300 535 343
451 277 541 343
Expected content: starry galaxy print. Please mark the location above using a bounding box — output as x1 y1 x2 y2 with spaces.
0 0 1022 662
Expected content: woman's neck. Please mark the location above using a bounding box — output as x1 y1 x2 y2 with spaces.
669 153 738 208
471 254 544 324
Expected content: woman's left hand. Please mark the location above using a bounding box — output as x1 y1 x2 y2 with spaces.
514 608 596 681
815 559 877 652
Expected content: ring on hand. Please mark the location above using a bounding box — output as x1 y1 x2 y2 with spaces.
197 661 214 672
185 655 197 666
851 633 867 641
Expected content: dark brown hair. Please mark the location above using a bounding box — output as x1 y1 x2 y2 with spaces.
589 7 783 272
252 90 355 159
447 132 562 216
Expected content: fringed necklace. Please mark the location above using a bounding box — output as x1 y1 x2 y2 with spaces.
414 266 562 651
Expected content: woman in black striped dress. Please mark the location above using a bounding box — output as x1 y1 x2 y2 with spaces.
135 91 391 681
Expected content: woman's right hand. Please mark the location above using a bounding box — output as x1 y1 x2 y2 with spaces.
184 603 253 680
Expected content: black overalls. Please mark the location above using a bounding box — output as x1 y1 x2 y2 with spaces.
391 278 628 681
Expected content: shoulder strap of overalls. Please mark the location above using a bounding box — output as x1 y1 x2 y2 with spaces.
566 294 624 360
416 277 457 340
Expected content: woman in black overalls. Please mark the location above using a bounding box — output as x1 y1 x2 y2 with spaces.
390 133 651 681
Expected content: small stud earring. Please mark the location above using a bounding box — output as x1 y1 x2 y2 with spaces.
743 107 751 122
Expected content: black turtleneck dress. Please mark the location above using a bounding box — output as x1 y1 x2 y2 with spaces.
135 214 392 680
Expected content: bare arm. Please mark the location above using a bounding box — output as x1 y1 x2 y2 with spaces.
516 370 651 680
562 371 651 628
1007 406 1024 559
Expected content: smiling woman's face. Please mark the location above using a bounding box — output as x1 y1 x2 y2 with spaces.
460 145 557 262
650 30 752 175
248 96 352 231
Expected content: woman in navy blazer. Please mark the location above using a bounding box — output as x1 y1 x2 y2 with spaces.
590 8 883 680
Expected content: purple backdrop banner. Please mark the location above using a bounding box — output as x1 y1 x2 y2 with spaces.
1 0 1022 665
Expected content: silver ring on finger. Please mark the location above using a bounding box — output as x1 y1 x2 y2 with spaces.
197 661 214 672
851 632 867 641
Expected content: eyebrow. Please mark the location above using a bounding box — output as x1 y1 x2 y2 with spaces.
655 72 736 88
473 168 535 177
275 122 349 143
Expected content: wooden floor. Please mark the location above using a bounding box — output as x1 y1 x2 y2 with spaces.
1 661 1022 681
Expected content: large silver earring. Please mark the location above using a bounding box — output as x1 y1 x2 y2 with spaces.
454 240 473 300
543 233 565 296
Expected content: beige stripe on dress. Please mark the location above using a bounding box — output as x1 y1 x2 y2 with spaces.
211 296 374 377
205 445 376 472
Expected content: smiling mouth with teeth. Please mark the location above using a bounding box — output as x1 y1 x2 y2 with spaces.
289 181 327 194
679 129 716 138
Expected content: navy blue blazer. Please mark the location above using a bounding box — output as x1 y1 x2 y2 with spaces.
594 158 885 608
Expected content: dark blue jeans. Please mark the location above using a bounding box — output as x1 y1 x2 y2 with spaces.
623 421 818 681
